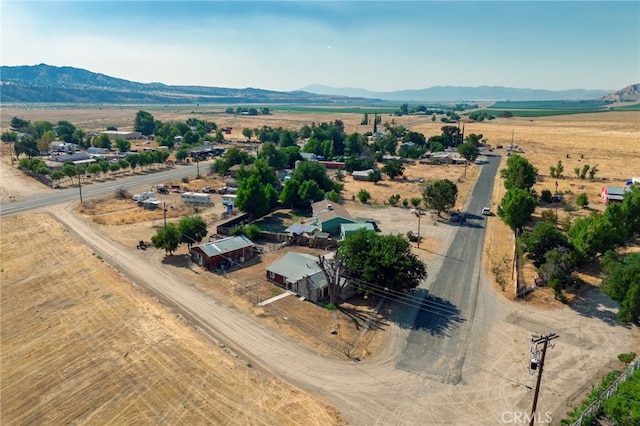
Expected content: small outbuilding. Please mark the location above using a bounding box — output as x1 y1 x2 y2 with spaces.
190 235 256 270
601 186 628 205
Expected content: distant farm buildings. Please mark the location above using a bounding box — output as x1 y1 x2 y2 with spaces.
100 130 142 140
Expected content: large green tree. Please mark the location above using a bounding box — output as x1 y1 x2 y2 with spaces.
178 215 208 248
338 229 427 293
382 158 404 180
520 221 571 268
422 179 458 217
500 154 538 191
600 251 640 323
151 223 181 255
457 141 480 163
498 187 537 231
134 111 156 135
235 174 270 218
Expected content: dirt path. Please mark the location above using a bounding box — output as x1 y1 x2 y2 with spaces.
47 202 640 425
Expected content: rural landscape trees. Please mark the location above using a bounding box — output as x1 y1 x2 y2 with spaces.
338 229 427 294
422 179 458 217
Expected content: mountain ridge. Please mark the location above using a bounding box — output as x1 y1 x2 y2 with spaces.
300 84 614 102
0 63 632 104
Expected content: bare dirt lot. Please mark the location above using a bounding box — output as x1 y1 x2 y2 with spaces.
2 106 639 425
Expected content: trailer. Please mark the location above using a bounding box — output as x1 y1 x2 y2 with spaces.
181 192 212 206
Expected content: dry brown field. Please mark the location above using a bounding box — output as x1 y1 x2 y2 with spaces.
0 212 344 425
2 105 639 424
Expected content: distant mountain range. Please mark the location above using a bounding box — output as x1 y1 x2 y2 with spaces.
300 84 613 102
0 64 375 104
601 84 640 102
0 64 633 104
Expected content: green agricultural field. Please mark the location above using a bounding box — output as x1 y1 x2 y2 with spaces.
489 99 612 110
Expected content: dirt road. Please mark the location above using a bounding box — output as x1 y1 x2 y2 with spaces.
48 201 640 425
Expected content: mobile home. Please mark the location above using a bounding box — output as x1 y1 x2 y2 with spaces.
181 192 212 206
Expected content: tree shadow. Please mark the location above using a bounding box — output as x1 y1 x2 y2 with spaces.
338 305 389 331
568 284 628 328
161 253 191 267
378 288 466 337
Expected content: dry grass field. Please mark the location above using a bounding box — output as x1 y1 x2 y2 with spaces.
0 213 344 425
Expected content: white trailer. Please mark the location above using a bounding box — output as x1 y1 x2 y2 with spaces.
221 194 237 206
133 191 156 202
181 192 212 206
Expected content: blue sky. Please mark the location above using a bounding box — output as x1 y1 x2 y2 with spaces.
1 1 638 92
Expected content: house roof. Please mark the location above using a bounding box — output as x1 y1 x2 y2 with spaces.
193 235 254 257
352 169 373 178
312 200 353 223
50 153 91 163
284 224 318 235
603 186 627 196
266 252 322 283
340 222 375 233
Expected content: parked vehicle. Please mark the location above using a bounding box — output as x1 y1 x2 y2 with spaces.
482 207 491 216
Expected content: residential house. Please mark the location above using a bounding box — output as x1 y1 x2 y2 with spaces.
311 200 355 236
601 186 628 205
266 252 353 303
190 235 255 270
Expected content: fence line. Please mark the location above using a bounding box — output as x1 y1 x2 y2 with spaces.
570 357 640 426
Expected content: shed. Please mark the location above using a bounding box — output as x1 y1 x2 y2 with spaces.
190 235 255 270
601 186 627 205
352 169 373 181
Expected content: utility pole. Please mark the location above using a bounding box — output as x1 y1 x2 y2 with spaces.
77 174 83 204
163 202 167 229
529 333 559 426
416 209 422 249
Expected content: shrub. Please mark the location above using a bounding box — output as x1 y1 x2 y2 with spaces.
326 190 339 203
243 224 261 240
576 193 589 208
541 209 558 223
402 198 409 207
617 352 636 365
388 193 401 207
357 189 371 203
540 189 553 203
115 187 130 199
324 303 337 311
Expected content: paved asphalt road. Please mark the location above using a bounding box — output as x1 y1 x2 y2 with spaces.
0 163 204 217
394 155 501 384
